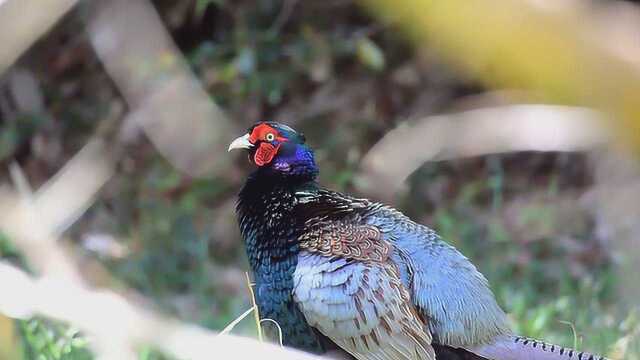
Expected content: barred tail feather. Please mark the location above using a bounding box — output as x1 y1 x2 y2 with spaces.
469 335 608 360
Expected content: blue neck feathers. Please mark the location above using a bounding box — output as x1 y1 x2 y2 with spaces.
267 143 319 180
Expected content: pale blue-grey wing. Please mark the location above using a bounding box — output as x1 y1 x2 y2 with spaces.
293 252 435 360
366 207 512 348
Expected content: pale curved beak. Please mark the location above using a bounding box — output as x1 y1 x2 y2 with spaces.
228 133 254 152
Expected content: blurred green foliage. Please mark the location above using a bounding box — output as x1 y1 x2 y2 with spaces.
19 318 91 360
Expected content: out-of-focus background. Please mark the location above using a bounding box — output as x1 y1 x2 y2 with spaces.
0 0 639 359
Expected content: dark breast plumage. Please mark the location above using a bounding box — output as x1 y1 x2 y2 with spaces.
237 178 327 352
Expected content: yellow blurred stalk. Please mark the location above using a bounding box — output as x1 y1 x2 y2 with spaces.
0 314 19 359
363 0 640 149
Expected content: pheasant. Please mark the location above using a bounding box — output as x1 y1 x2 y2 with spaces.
229 121 608 360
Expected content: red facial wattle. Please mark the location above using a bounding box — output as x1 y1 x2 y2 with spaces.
254 142 281 166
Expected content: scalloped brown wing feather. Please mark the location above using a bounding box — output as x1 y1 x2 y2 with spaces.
299 222 390 262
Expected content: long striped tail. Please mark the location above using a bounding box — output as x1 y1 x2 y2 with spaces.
469 335 609 360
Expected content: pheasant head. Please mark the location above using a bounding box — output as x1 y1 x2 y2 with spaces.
228 122 318 179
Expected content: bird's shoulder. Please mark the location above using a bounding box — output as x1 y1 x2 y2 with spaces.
298 220 391 262
293 188 371 215
293 188 394 262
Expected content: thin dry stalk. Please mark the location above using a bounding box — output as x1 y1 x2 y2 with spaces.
245 272 264 342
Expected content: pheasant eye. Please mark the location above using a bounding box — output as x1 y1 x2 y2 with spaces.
265 133 276 141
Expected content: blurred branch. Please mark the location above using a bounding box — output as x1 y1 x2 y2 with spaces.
2 98 123 276
363 0 640 150
27 139 113 238
0 0 77 75
88 0 234 178
357 105 608 198
0 261 320 360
